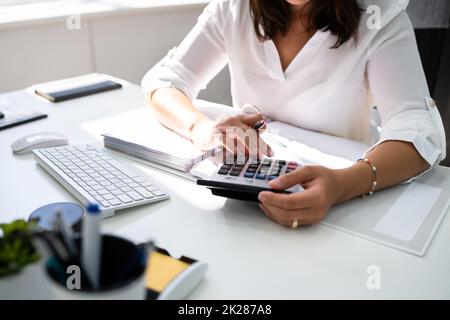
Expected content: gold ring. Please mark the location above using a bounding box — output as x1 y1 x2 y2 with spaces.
291 220 299 229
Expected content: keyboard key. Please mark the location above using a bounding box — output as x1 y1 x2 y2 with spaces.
99 201 110 208
94 195 105 202
111 189 124 196
100 154 113 160
74 145 90 152
140 181 153 187
115 182 126 188
151 190 167 197
105 184 116 191
103 193 116 201
229 170 241 177
267 175 278 180
107 159 139 178
99 180 112 187
134 187 155 199
127 191 144 201
94 188 106 195
118 194 133 203
133 176 147 183
90 183 102 190
145 187 159 194
120 186 133 192
145 185 160 192
108 198 122 206
256 174 267 180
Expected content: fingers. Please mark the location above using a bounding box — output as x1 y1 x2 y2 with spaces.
240 114 265 127
259 204 318 227
219 125 249 156
269 166 316 190
258 190 315 211
218 115 273 158
259 204 292 227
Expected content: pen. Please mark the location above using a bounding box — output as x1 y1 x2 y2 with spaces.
32 231 69 267
252 119 267 131
81 203 102 291
54 212 79 262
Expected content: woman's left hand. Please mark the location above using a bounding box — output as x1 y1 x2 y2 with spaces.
258 165 341 227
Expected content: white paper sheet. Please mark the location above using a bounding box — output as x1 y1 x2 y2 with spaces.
374 182 442 242
81 107 204 160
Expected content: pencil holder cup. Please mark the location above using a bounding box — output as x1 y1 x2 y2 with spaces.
44 234 151 300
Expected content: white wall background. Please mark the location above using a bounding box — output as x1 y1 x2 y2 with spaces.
0 4 232 105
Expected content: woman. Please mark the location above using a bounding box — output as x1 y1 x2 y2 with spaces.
142 0 446 228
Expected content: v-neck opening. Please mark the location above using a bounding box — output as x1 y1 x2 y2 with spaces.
266 29 329 79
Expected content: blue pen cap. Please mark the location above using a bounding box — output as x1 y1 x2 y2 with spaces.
86 203 101 214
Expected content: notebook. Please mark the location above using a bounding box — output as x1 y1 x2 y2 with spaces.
34 75 122 103
0 95 47 130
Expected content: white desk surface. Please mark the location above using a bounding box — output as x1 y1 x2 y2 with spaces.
1 78 450 299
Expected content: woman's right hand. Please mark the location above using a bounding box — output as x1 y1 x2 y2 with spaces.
190 114 273 158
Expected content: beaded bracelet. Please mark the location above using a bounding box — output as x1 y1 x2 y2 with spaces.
357 158 378 197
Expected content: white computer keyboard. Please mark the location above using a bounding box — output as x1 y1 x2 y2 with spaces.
33 144 170 216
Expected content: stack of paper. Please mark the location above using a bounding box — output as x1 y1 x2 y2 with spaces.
83 107 211 172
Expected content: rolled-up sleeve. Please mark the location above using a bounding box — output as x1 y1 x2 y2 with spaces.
141 0 230 100
365 11 446 179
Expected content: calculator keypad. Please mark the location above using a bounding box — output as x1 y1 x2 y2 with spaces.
217 158 299 181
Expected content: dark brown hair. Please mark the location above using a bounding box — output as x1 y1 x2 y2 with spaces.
250 0 361 48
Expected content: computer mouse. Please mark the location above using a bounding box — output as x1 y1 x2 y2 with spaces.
11 132 68 154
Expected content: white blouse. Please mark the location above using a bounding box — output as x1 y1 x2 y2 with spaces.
142 0 446 172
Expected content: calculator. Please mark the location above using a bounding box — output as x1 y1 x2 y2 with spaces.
196 154 303 202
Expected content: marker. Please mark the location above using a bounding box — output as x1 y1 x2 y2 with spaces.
81 203 102 290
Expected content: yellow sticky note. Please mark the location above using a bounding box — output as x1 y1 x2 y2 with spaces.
146 251 190 292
